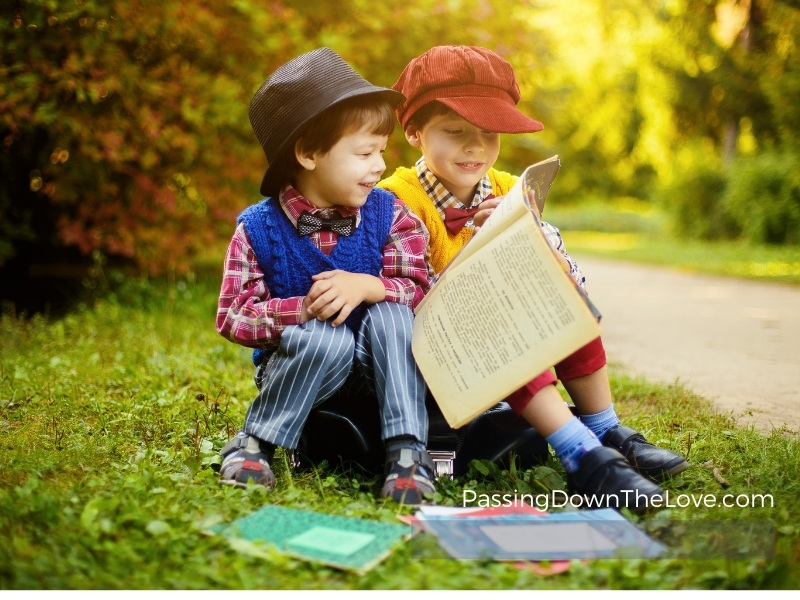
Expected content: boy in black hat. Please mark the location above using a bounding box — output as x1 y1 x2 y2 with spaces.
216 48 435 505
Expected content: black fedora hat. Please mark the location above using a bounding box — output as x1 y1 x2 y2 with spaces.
249 47 405 197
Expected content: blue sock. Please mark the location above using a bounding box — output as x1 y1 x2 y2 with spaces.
546 417 601 473
579 404 620 441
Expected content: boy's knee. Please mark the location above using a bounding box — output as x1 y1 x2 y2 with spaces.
284 318 355 358
362 302 414 334
365 302 413 321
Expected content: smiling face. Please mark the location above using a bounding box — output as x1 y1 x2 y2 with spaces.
294 126 389 210
405 110 501 205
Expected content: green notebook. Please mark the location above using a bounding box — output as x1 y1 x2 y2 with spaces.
212 505 416 574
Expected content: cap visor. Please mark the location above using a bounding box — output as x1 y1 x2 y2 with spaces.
439 97 543 134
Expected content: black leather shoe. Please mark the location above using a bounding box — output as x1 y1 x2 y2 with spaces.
568 446 665 515
602 425 688 482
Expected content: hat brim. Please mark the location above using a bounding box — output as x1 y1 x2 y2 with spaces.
259 87 404 197
437 97 543 134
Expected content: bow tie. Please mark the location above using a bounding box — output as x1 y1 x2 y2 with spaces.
443 196 494 235
296 211 357 237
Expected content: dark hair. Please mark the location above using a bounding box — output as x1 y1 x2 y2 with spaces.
406 100 453 131
272 95 396 187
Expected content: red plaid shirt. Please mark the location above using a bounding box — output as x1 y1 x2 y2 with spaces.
217 185 432 349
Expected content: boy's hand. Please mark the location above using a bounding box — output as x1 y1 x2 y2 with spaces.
302 270 386 327
525 189 542 220
472 196 502 229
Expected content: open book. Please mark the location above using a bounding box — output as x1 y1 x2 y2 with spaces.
412 156 602 428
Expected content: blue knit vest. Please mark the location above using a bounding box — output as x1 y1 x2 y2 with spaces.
238 188 395 365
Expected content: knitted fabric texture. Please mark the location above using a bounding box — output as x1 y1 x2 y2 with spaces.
238 188 395 365
378 167 516 274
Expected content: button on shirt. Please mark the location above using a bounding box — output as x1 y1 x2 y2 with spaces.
217 184 432 349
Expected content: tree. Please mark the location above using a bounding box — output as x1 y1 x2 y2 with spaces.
6 0 798 288
1 0 553 280
1 0 302 275
656 0 800 159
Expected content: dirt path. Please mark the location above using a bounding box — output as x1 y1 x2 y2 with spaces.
576 256 800 434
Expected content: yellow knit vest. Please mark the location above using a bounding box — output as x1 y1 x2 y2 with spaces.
379 167 517 274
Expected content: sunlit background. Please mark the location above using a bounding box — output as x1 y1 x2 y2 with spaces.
2 0 799 303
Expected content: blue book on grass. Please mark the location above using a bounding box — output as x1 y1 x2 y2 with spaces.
419 508 665 560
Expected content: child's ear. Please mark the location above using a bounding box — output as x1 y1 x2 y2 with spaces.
294 139 316 171
404 126 422 148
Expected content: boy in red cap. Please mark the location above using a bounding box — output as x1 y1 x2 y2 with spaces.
216 48 436 504
380 45 687 514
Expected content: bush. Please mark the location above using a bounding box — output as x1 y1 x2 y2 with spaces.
723 150 800 245
656 160 738 241
0 1 301 275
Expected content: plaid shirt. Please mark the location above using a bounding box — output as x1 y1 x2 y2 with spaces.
416 156 494 220
415 157 585 289
217 184 431 349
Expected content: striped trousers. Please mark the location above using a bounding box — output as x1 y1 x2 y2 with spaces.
244 302 428 450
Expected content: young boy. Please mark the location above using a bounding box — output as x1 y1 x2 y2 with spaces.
379 45 688 514
216 48 436 505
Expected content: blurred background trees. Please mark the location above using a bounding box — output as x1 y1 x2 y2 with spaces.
2 0 799 306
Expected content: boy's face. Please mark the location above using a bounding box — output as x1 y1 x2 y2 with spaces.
405 111 500 205
295 126 388 210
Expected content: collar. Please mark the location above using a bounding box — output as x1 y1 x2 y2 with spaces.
414 157 493 223
279 184 361 227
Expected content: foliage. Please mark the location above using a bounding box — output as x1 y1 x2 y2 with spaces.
2 0 800 284
653 143 738 241
521 0 670 200
648 143 800 246
1 274 799 589
0 0 551 276
560 229 800 284
653 0 800 158
0 0 295 273
722 149 800 245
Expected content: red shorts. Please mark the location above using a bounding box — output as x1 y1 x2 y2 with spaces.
505 337 607 414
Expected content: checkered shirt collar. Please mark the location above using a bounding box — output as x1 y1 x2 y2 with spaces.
279 183 361 227
415 157 493 220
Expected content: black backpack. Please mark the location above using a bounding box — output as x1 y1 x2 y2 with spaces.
294 382 550 479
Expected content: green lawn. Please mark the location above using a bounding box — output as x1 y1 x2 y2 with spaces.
1 272 798 590
546 200 800 286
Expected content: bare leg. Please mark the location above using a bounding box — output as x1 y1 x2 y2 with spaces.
562 365 613 415
518 383 575 436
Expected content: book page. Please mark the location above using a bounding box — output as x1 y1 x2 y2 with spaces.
447 175 529 267
523 155 560 216
449 156 559 267
412 211 602 428
414 156 562 316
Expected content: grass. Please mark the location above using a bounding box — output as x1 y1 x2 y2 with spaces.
545 199 800 286
1 271 799 590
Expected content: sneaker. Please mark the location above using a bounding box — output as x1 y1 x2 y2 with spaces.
568 446 665 515
602 425 688 482
381 448 436 506
219 431 276 490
